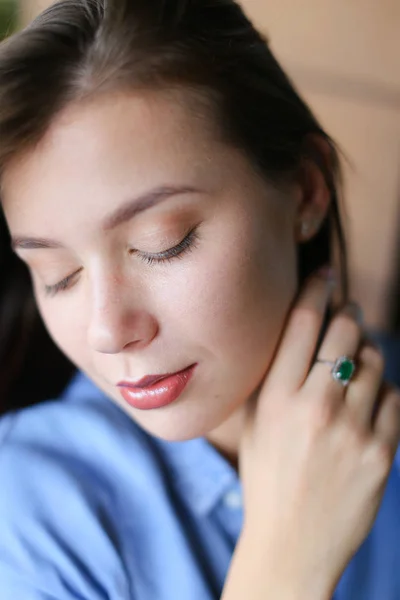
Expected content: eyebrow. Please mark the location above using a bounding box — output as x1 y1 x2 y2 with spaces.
11 184 202 251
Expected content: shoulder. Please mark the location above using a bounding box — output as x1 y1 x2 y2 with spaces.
0 372 159 599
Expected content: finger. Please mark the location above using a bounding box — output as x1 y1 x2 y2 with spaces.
304 303 362 402
345 342 384 431
266 270 334 394
373 383 400 451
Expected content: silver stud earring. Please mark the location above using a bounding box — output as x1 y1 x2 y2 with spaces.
301 219 320 238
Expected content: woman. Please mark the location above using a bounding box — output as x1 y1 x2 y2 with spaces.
0 0 399 598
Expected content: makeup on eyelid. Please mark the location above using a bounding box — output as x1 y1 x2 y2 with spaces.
42 226 200 296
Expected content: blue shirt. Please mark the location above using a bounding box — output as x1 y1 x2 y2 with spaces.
0 371 399 599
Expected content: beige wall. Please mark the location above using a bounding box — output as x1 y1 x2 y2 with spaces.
20 0 400 329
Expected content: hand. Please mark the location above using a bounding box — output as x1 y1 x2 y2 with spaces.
239 271 400 593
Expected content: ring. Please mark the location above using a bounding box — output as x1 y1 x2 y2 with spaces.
316 355 356 387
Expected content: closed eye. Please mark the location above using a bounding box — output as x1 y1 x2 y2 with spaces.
43 226 200 297
44 268 83 297
135 226 199 266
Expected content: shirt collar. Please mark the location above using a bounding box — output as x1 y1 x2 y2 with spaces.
151 434 240 517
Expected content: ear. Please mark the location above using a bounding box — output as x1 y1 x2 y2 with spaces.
294 135 333 243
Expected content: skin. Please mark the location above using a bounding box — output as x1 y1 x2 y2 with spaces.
1 89 329 463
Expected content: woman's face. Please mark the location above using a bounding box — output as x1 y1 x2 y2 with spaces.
2 90 304 441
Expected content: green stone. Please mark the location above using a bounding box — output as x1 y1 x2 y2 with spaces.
334 358 355 382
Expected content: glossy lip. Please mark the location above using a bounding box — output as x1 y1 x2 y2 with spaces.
117 364 196 389
117 363 197 411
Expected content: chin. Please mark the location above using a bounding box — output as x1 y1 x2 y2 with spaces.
106 374 246 444
123 398 235 443
137 413 224 442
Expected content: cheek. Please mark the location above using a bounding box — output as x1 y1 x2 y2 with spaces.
162 217 297 368
201 257 291 359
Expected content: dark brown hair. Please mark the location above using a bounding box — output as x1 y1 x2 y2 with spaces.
0 0 348 413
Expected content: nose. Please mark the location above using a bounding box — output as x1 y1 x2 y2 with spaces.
87 273 158 354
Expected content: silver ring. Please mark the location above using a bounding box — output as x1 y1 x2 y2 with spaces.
316 355 356 387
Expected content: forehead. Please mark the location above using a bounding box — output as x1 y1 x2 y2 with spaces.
3 90 214 186
1 89 229 225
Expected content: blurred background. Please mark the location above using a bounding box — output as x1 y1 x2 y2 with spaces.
0 0 16 37
1 0 399 391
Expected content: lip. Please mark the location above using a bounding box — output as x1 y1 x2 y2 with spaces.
119 371 176 389
117 364 197 410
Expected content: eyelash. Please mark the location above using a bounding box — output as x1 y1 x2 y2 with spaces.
44 227 200 298
136 226 199 266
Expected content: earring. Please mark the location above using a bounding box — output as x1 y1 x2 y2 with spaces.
301 219 319 239
301 221 311 237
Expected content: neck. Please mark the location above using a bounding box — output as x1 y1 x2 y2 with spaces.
205 402 247 473
205 384 262 473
